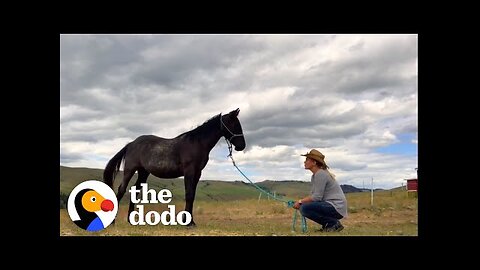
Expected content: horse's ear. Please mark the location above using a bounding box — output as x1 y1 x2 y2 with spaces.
231 108 240 117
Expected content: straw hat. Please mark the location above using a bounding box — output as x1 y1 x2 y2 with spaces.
301 149 327 166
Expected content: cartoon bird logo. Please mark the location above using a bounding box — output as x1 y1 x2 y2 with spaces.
67 180 118 232
73 188 114 231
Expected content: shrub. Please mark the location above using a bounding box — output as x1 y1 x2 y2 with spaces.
60 192 69 209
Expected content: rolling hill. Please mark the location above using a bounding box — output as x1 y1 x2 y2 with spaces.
59 165 382 207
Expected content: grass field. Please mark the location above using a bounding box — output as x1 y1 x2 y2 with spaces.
59 188 418 236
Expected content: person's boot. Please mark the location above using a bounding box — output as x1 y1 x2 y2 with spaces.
324 222 344 232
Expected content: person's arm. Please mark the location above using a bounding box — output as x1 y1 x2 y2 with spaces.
294 172 328 209
299 195 313 204
311 172 327 201
293 195 313 209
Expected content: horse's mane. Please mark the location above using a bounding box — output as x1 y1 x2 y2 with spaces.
182 113 221 141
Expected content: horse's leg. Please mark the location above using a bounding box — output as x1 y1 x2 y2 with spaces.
116 168 136 223
184 168 201 226
128 168 149 218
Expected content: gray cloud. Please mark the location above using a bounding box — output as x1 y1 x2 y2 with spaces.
60 149 85 163
60 34 418 189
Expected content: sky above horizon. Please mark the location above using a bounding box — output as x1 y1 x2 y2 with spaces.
60 34 418 189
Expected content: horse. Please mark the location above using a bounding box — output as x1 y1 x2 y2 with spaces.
103 108 246 226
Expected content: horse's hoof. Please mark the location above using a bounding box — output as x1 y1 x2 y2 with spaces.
186 221 196 228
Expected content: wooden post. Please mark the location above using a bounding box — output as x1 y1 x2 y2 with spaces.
370 177 374 206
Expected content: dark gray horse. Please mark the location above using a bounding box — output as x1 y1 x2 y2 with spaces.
103 109 246 226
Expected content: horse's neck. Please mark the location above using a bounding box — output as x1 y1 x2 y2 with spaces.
182 117 224 151
202 128 223 151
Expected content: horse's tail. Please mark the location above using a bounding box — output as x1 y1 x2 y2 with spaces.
103 144 129 188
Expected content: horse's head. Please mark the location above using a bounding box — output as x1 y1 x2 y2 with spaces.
221 108 246 151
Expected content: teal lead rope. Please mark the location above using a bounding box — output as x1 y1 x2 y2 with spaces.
225 139 307 233
292 207 307 233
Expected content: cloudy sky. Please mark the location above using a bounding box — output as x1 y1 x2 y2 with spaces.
60 34 417 189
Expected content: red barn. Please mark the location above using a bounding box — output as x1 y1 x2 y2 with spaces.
406 178 418 197
407 178 418 191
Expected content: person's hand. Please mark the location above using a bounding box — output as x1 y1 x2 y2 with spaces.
293 200 301 209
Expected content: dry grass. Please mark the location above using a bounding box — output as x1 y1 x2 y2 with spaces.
60 189 418 236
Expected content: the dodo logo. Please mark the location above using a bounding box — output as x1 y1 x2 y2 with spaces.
67 180 118 232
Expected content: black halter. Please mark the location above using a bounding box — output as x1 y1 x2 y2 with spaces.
220 113 244 157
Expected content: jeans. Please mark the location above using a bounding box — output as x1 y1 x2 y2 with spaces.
300 201 343 228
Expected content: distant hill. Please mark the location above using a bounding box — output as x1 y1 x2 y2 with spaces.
340 184 365 193
257 181 380 194
59 165 390 207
